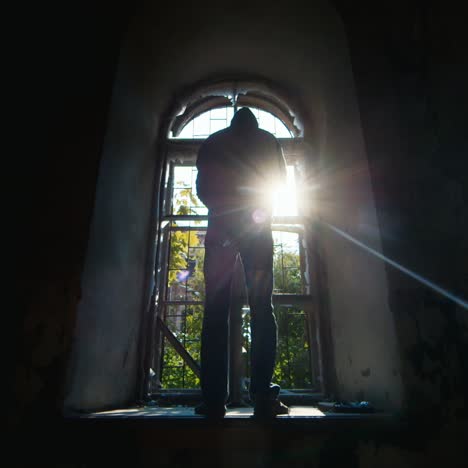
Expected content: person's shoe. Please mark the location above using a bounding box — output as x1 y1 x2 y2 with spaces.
194 402 227 420
253 398 290 420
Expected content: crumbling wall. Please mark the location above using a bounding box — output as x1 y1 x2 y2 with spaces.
339 1 468 422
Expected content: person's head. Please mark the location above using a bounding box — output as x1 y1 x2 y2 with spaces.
230 107 259 132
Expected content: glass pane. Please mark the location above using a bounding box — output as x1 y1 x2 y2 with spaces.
160 304 202 389
167 230 206 302
160 348 184 388
240 306 313 390
273 231 302 294
210 119 228 134
171 166 207 216
165 305 186 334
258 109 275 134
191 205 209 216
174 167 192 187
193 112 210 137
273 307 312 389
210 107 227 119
184 305 204 337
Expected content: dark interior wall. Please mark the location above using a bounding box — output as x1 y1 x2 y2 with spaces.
337 1 468 421
12 3 134 425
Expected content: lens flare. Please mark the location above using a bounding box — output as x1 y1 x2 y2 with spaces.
252 208 268 224
271 166 298 216
176 270 190 282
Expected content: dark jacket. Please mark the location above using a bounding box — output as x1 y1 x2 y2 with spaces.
196 108 287 211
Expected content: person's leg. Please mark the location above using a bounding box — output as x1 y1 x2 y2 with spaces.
240 229 277 398
198 225 237 415
241 227 289 418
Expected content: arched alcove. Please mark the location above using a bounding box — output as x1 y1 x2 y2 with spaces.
167 78 304 138
64 0 403 413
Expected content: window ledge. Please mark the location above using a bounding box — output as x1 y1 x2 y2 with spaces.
64 405 399 427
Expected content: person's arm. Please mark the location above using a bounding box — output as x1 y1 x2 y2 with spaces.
195 141 212 207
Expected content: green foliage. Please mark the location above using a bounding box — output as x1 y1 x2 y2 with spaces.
161 184 312 389
168 183 206 287
161 307 203 388
273 249 303 294
162 186 205 388
173 188 201 215
273 308 312 388
168 230 201 285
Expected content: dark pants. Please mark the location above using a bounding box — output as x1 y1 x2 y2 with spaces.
200 209 278 407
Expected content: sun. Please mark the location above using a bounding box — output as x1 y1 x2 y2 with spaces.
271 166 298 216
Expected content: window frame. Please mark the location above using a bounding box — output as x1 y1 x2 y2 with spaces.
148 112 324 399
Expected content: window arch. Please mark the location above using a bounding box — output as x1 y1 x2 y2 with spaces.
166 77 304 139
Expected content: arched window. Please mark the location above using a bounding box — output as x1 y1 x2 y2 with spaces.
149 99 322 405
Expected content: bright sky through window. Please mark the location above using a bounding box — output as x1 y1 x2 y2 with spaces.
172 106 292 139
272 165 298 216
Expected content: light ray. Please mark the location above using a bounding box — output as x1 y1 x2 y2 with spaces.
321 221 468 310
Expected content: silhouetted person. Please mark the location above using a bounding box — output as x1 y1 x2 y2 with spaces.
195 108 289 419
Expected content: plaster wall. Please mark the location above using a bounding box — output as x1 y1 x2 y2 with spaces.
313 65 403 409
